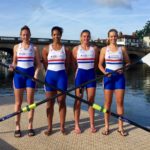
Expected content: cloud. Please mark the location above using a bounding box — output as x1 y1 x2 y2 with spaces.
27 0 96 29
27 0 47 25
94 0 136 9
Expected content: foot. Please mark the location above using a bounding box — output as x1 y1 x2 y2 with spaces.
14 130 22 138
44 130 52 136
117 129 128 136
74 127 81 134
60 129 67 135
102 129 109 135
90 127 97 133
28 129 35 137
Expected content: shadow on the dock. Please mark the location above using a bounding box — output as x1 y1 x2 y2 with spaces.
0 138 17 150
0 115 142 137
33 114 138 136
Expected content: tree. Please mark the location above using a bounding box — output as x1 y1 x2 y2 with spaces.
118 32 123 38
135 20 150 39
143 20 150 35
135 29 144 39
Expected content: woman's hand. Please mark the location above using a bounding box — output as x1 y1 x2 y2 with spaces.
117 69 123 74
104 72 111 77
8 64 15 72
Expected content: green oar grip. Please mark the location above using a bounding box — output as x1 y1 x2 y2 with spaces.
22 103 37 112
92 104 107 113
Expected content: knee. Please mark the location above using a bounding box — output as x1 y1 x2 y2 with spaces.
117 108 124 115
74 100 81 108
15 103 22 109
59 100 66 108
117 99 123 106
104 102 111 110
27 99 34 105
46 101 54 109
87 95 94 102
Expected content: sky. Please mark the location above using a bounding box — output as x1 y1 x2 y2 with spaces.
0 0 150 40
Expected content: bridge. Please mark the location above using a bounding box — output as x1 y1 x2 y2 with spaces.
0 36 149 61
126 46 148 59
0 36 81 55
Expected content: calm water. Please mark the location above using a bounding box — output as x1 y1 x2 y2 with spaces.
0 64 150 128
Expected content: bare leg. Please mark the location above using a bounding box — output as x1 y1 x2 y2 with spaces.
57 91 66 133
86 87 96 133
103 90 113 133
14 88 24 131
26 88 35 130
45 91 56 132
73 88 83 133
115 89 125 131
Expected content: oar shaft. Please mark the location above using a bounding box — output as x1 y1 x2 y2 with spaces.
0 111 22 122
110 112 150 132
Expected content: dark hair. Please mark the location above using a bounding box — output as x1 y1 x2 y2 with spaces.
51 26 63 36
20 25 31 36
108 28 118 37
80 29 91 37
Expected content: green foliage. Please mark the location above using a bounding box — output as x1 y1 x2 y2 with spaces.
135 20 150 39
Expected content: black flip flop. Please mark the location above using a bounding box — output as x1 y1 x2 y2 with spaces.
28 129 35 137
14 130 21 138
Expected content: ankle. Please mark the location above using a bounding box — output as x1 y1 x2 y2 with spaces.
28 125 33 130
75 124 80 129
15 125 20 130
90 124 95 128
104 126 109 131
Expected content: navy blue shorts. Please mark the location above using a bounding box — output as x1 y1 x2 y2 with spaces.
103 68 125 90
13 67 35 89
45 70 68 92
75 68 96 88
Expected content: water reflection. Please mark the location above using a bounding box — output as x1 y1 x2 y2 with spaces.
125 64 150 103
0 66 13 88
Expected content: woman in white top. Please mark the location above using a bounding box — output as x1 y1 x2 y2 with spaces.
72 30 99 134
11 25 41 137
98 29 130 136
42 26 71 135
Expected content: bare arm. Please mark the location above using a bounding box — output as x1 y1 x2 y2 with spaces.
65 47 71 74
98 47 106 74
34 46 41 79
94 46 99 70
122 46 131 66
42 45 49 71
9 44 18 71
12 45 18 67
72 46 78 74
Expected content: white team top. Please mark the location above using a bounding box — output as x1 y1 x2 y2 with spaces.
17 43 35 68
77 45 95 70
47 44 66 71
105 46 123 70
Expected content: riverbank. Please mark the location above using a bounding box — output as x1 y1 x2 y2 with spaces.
0 95 149 150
